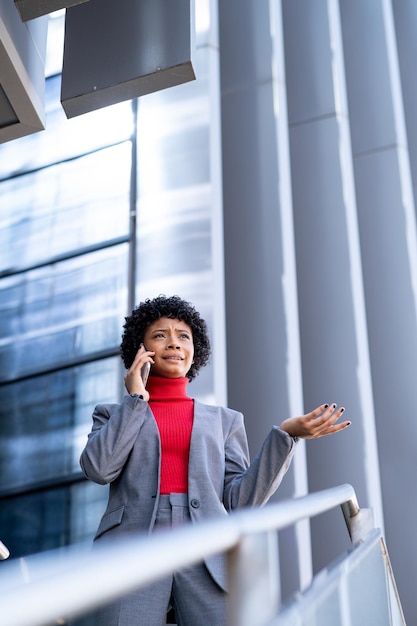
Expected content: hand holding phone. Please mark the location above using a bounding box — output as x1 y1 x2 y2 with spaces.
124 343 153 399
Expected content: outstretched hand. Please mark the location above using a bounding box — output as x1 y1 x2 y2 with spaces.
280 403 350 439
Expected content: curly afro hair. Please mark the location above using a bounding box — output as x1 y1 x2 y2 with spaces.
120 295 211 380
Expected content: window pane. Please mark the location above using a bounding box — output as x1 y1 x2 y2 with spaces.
0 245 128 380
137 47 211 194
0 143 131 272
0 76 134 179
45 11 65 78
135 46 218 402
0 481 108 558
0 357 121 492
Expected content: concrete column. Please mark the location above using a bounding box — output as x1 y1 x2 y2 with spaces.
392 3 417 218
282 0 383 574
340 1 417 622
219 0 311 599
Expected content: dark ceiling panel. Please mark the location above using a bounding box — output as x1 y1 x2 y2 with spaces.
61 0 195 118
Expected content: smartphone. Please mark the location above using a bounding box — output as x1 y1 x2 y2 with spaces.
140 344 151 386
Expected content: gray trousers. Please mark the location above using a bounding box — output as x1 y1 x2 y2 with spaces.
97 494 227 626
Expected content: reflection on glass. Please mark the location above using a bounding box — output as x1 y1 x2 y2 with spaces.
0 76 134 179
45 10 65 78
0 480 108 558
0 357 121 492
0 6 135 572
0 245 128 380
0 143 131 272
135 44 216 402
137 47 210 195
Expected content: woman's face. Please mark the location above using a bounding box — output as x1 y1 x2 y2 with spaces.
143 317 194 378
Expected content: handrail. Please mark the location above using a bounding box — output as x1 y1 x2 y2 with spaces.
0 540 10 560
0 484 370 626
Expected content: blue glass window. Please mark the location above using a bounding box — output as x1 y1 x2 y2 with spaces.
0 143 131 273
0 246 128 381
0 358 121 492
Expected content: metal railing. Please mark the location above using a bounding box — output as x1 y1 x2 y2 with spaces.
0 540 10 560
0 484 405 626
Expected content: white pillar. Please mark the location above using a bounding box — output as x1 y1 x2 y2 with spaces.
219 0 311 599
340 1 417 621
282 0 383 574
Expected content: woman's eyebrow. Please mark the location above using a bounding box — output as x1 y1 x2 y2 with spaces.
150 327 190 333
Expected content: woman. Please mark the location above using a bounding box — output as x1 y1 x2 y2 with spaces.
80 295 350 626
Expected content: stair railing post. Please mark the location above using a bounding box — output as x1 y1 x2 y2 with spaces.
227 529 280 626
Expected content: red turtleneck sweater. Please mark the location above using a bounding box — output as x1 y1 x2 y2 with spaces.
147 376 194 495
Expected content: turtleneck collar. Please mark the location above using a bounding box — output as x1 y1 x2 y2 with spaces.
147 376 191 401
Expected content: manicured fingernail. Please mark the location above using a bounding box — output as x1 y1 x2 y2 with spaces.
340 407 345 412
324 403 329 408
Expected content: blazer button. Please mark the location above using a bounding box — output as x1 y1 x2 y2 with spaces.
190 498 200 509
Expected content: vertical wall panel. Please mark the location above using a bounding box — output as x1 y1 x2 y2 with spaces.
219 0 311 599
282 0 383 575
340 1 417 621
393 2 417 220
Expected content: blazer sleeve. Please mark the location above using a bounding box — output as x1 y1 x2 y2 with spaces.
223 411 297 510
79 395 149 484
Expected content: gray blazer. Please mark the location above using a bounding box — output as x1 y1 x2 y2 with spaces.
80 394 297 590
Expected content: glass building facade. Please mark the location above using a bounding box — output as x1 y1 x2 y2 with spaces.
0 5 222 565
2 2 417 623
0 13 134 556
